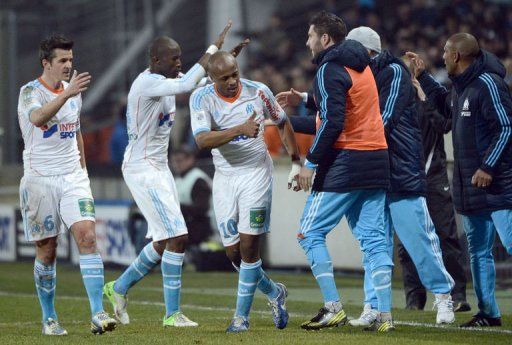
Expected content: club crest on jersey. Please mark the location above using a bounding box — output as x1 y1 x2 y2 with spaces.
246 103 254 114
461 97 471 117
158 112 173 127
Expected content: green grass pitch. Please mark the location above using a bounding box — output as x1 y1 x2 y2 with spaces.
0 262 510 344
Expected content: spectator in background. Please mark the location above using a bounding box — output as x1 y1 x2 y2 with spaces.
170 146 214 247
109 103 128 165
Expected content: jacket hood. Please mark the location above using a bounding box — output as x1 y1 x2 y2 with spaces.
450 50 506 93
314 39 370 72
370 50 411 77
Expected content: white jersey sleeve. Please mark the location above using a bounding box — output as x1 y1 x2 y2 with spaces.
18 84 43 121
141 64 206 97
257 82 287 125
189 87 213 136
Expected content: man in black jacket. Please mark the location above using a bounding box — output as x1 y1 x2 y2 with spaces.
397 72 471 313
338 26 456 326
408 33 512 327
287 11 394 332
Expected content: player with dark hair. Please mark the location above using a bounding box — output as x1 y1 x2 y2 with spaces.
283 11 394 332
17 34 117 335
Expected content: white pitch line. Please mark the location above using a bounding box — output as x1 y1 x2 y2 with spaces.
1 291 511 334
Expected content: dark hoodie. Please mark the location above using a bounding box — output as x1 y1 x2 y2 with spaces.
371 50 427 197
304 39 390 193
418 50 512 214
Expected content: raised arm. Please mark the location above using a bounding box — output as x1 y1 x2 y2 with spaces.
26 71 91 127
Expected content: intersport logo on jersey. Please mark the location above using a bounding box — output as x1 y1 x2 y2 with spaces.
42 122 78 139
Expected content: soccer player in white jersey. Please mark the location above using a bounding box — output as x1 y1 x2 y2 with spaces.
103 22 233 328
190 51 302 333
17 34 117 335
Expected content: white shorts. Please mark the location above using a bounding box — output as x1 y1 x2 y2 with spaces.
213 159 273 247
20 168 95 242
123 166 187 241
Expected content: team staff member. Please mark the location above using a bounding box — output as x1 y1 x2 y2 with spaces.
408 33 512 328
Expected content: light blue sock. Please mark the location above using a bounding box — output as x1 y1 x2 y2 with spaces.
258 270 280 300
371 266 392 312
232 263 279 299
308 246 339 303
114 242 161 295
235 260 263 318
161 250 184 317
34 259 57 322
79 253 105 315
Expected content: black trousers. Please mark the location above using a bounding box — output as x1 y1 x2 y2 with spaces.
397 172 469 308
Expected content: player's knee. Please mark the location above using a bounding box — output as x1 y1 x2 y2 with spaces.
35 239 58 263
298 235 325 252
225 248 241 265
168 235 188 253
76 231 97 253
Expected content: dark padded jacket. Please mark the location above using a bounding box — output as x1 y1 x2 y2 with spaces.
294 40 390 193
418 50 512 214
371 51 427 197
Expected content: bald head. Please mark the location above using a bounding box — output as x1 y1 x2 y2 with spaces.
208 51 240 97
149 36 179 59
447 33 480 61
208 51 238 78
443 33 480 75
149 36 181 78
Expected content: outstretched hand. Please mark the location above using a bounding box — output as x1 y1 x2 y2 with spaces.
230 38 250 58
405 52 426 78
65 70 91 98
214 20 233 49
275 88 304 108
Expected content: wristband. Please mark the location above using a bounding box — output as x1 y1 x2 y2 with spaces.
206 45 218 55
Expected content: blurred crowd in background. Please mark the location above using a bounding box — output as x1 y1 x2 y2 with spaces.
83 0 512 169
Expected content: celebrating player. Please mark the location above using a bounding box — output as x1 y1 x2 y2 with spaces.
103 21 233 328
189 51 301 333
17 34 117 335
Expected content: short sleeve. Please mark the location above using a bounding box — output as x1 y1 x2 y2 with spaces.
18 85 43 121
189 88 212 136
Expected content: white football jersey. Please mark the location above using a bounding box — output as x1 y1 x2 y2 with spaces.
17 78 82 176
190 78 287 175
123 65 206 170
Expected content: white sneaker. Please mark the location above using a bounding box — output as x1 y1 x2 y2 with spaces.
163 312 199 327
349 304 378 327
103 281 129 325
42 318 68 335
434 294 455 324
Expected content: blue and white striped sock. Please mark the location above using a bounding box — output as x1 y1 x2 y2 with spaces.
257 269 279 300
371 266 392 312
34 259 57 321
231 262 279 299
114 243 161 295
161 250 184 317
235 260 263 318
308 246 340 303
79 253 105 315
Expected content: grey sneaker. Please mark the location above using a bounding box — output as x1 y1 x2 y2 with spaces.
268 283 289 329
349 304 378 327
91 311 117 334
42 318 68 336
